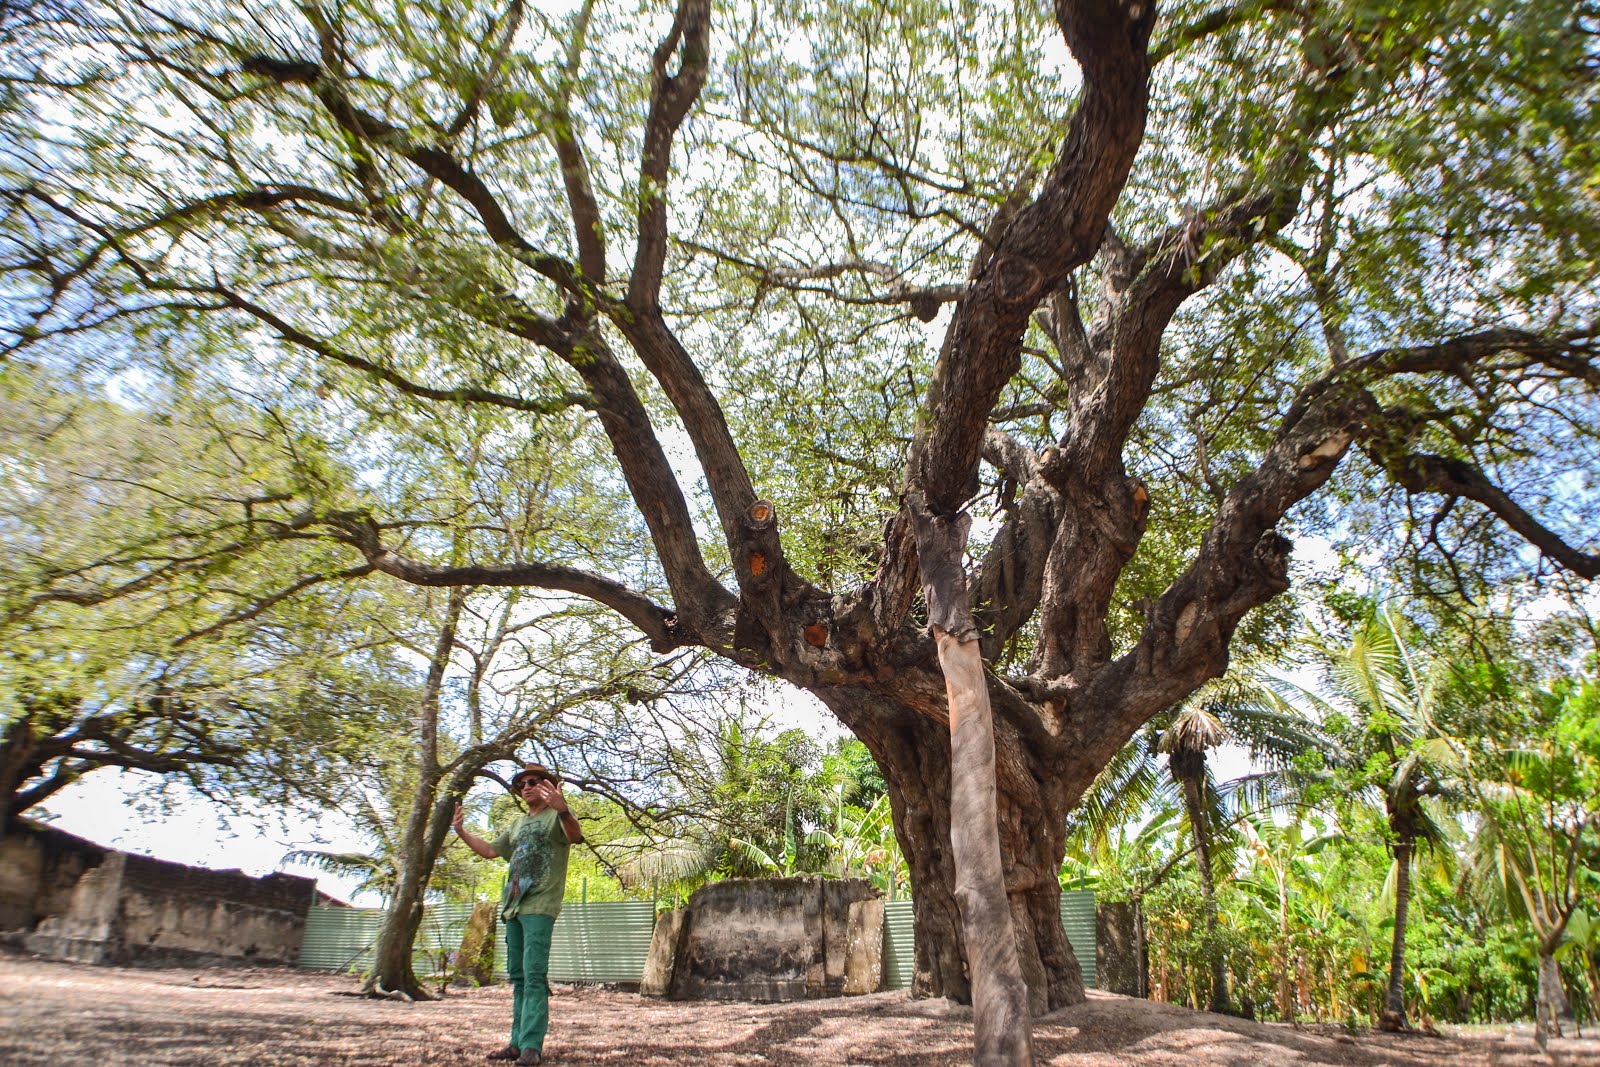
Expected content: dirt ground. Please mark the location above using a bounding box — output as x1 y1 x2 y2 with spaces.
3 954 1597 1067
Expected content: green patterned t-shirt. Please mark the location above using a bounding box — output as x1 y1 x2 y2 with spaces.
491 809 570 920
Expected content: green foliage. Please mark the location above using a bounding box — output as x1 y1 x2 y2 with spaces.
1116 603 1600 1027
0 361 411 819
584 718 907 904
1 0 1596 1016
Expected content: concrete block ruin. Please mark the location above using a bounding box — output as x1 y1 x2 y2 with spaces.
0 822 316 967
1095 900 1144 997
641 876 884 1002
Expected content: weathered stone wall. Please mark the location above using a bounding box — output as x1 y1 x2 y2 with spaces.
643 876 883 1002
1096 900 1144 997
1 823 315 967
0 826 105 933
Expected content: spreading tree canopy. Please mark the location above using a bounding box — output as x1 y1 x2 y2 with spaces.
4 1 1599 1059
0 361 414 832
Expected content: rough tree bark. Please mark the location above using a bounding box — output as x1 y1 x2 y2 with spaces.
12 2 1600 1058
824 686 1084 1011
454 901 500 987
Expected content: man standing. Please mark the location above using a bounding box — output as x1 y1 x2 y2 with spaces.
454 763 583 1067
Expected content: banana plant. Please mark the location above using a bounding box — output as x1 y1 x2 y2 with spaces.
806 791 909 892
1558 907 1600 1021
1237 816 1338 1022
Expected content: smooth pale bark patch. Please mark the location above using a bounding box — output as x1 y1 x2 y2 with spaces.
909 490 1035 1064
937 629 1035 1067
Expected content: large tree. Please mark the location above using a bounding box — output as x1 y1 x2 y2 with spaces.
5 1 1599 1058
0 361 411 833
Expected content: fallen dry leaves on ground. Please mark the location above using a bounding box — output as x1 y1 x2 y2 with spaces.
3 953 1594 1065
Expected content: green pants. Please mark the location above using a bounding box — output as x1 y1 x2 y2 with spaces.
505 913 555 1054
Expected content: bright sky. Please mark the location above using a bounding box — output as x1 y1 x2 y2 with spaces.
36 769 375 903
32 682 845 906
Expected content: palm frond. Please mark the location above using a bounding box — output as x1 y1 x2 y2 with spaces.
1065 729 1168 850
600 832 722 890
282 849 386 876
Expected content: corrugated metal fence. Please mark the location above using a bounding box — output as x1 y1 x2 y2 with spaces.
1059 889 1097 990
299 891 1097 989
298 900 655 983
536 900 657 983
879 891 1096 991
881 899 917 990
298 901 475 974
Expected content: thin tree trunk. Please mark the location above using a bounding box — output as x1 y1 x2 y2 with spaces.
363 589 465 1000
1176 759 1228 1014
1536 948 1574 1048
1381 835 1413 1031
1133 897 1147 999
1278 881 1293 1023
1584 950 1600 1023
936 630 1035 1065
908 498 1033 1066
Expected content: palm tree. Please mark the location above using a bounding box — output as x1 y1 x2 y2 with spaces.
1068 675 1330 1014
1158 705 1232 1012
1276 604 1458 1031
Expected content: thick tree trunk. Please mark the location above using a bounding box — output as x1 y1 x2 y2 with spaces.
365 835 433 1000
820 688 1085 1014
0 715 41 838
363 778 459 1000
0 709 73 837
363 764 479 999
1380 835 1413 1031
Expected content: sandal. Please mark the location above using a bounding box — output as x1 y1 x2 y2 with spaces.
486 1046 520 1061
